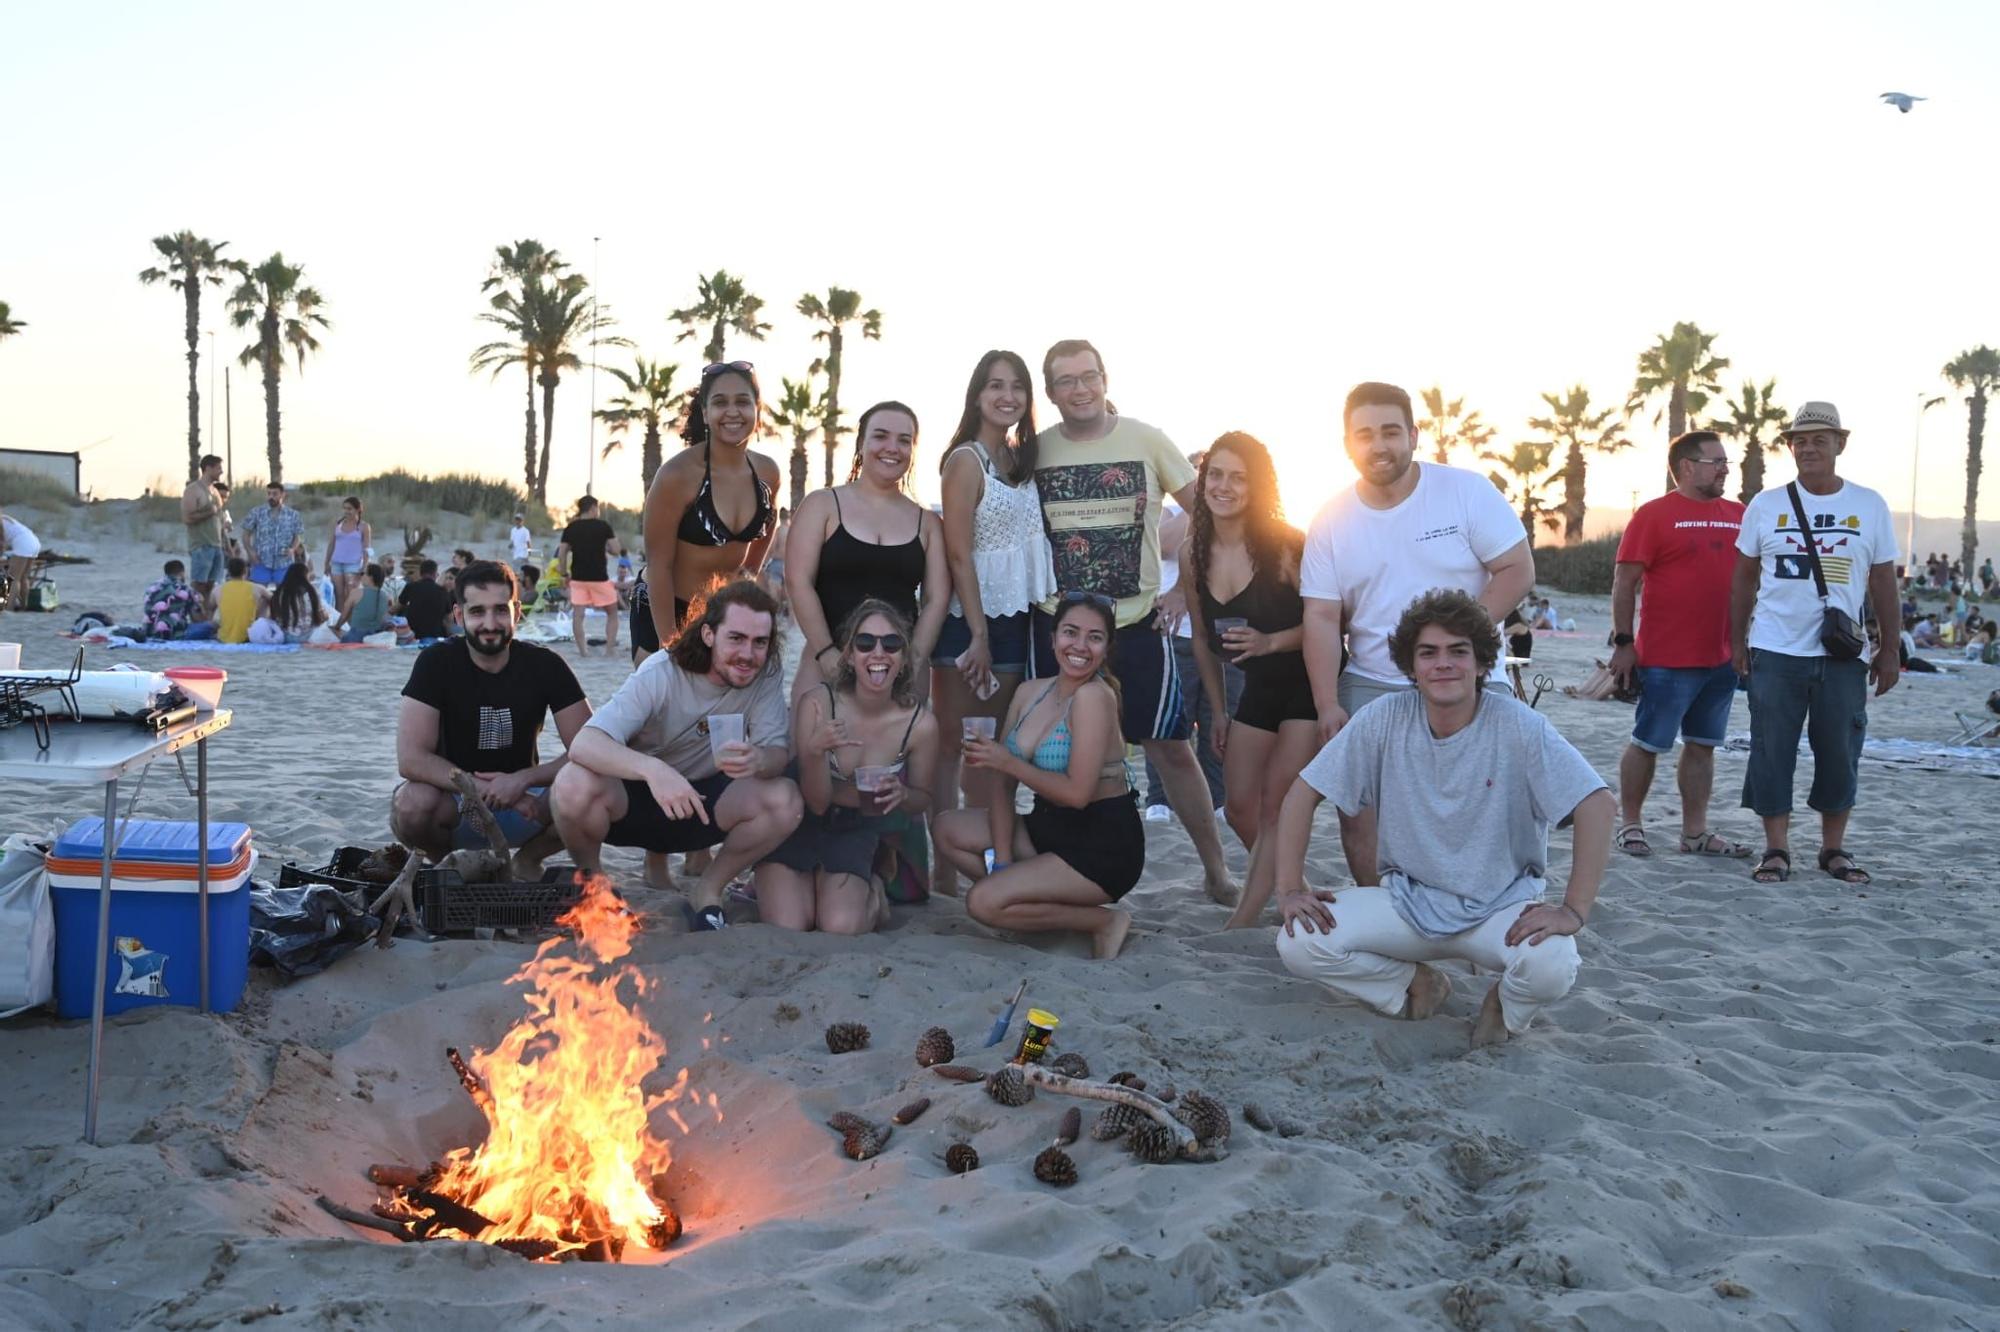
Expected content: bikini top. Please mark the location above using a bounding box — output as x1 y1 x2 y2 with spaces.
676 446 774 547
815 488 926 633
1004 681 1126 783
819 681 924 784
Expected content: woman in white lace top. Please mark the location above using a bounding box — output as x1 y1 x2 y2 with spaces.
929 350 1057 895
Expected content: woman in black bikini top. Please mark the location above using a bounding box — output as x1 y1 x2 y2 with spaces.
635 361 781 663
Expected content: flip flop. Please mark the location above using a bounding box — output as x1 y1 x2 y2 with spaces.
1751 848 1791 884
1818 847 1872 885
1679 830 1752 858
1616 823 1653 857
681 902 730 932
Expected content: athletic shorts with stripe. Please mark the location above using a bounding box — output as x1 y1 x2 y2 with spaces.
1028 605 1190 744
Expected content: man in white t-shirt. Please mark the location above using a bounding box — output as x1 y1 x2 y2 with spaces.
1299 381 1537 885
1729 401 1899 888
508 513 532 567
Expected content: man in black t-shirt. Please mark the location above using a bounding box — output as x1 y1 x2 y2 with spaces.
396 558 456 640
393 561 593 868
556 495 622 658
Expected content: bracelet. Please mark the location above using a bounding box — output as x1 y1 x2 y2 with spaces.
1561 903 1585 927
815 644 836 661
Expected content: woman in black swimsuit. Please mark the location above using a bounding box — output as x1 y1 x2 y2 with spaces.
634 361 781 665
785 400 950 702
1179 432 1317 930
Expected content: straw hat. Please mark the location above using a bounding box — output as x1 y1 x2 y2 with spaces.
1783 401 1849 436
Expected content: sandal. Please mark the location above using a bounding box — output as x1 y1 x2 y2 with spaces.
1616 823 1653 857
1751 848 1791 884
1818 848 1872 885
1679 830 1752 858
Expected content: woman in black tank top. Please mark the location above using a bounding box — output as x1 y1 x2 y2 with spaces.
1180 432 1320 931
785 401 950 702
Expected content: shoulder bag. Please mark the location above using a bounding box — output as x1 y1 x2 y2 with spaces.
1784 483 1867 660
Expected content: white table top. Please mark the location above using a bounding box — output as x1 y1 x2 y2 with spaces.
0 710 232 783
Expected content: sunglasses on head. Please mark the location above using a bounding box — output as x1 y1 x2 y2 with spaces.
1059 590 1116 611
701 360 756 378
850 632 906 654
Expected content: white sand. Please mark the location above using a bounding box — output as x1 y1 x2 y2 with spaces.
2 524 1998 1329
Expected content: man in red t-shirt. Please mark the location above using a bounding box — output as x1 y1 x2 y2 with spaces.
1609 431 1748 859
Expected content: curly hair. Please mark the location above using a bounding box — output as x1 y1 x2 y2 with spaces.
1386 588 1501 678
1189 431 1301 611
831 597 919 707
680 363 762 448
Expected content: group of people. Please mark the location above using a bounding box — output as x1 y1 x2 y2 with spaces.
375 344 1913 1047
1916 550 1995 599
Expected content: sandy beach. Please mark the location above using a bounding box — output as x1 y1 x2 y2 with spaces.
2 522 1997 1330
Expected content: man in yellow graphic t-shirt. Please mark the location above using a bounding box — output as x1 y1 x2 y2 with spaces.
1028 338 1235 906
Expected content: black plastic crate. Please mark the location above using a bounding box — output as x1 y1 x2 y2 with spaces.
276 846 390 901
414 866 582 934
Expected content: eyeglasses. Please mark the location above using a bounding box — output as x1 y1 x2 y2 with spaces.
1050 371 1105 393
1690 457 1730 469
701 360 756 378
850 632 906 653
1059 590 1116 611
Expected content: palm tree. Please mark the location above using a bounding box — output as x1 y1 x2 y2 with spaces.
1417 386 1496 465
597 356 685 491
475 240 569 497
139 232 244 481
770 369 826 511
1943 345 2000 579
1528 385 1630 543
1480 440 1562 547
668 270 771 366
1627 322 1730 464
0 301 21 342
798 287 882 485
1711 378 1787 502
523 276 628 502
225 254 329 486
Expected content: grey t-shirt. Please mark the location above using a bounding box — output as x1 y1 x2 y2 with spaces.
582 653 789 781
1300 690 1607 937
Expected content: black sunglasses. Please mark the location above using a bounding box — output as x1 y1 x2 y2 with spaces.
850 632 906 653
1059 590 1116 611
702 360 756 378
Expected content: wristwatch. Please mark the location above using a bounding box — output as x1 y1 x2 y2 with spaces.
1611 632 1635 647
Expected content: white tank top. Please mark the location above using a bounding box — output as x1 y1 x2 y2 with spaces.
947 442 1056 618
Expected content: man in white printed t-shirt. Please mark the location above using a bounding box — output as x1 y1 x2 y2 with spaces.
1729 401 1899 889
1300 381 1537 887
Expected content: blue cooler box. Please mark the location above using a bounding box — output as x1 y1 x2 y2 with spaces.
48 818 256 1018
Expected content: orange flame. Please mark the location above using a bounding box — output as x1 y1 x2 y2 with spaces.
423 877 696 1257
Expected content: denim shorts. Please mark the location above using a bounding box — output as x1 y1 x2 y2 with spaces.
452 784 551 849
188 544 226 584
934 611 1031 673
330 559 363 575
1631 663 1737 753
1741 649 1868 817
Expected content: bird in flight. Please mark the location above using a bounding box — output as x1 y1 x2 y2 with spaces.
1880 92 1926 113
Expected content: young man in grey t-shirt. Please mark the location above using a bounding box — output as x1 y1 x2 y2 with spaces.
1271 589 1612 1047
551 579 802 928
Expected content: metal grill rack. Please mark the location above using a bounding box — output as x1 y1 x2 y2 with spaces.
0 647 84 750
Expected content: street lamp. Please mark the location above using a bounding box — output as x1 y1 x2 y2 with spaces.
1908 392 1945 566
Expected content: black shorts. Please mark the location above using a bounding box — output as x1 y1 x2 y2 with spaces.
628 575 665 656
1029 607 1188 744
604 771 733 854
1024 792 1144 901
1232 655 1316 732
763 804 889 881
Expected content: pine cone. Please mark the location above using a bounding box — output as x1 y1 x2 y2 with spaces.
842 1123 892 1160
1053 1107 1081 1146
944 1143 979 1174
985 1065 1034 1107
824 1022 871 1054
1107 1071 1147 1091
914 1027 955 1067
1243 1102 1276 1133
1127 1119 1179 1164
931 1064 985 1083
892 1097 931 1126
826 1110 870 1135
1049 1052 1091 1079
1090 1103 1139 1141
1034 1147 1078 1187
1173 1090 1231 1147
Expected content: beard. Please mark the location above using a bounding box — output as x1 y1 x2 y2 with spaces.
467 626 512 657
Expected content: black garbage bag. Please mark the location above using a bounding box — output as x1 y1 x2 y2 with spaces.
248 879 379 979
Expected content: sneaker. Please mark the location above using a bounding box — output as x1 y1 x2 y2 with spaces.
683 902 730 932
1144 804 1172 823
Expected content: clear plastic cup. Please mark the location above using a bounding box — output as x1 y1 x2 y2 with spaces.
707 713 745 759
963 717 998 741
855 763 902 813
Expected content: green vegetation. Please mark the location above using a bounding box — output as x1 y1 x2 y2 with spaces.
799 287 882 486
0 467 81 508
139 232 243 482
1418 386 1496 467
295 470 541 523
1534 532 1622 595
1530 386 1630 544
598 356 687 491
1942 346 1998 583
1711 378 1786 502
227 253 330 485
669 269 771 367
0 300 23 342
1627 321 1729 451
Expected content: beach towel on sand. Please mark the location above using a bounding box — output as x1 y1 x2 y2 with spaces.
103 638 300 654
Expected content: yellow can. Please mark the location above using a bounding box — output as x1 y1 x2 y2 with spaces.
1015 1008 1060 1064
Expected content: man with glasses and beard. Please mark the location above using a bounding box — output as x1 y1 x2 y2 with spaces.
1607 431 1750 860
392 560 593 872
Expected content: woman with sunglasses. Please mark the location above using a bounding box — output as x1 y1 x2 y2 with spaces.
786 401 950 705
928 351 1055 897
937 593 1140 960
634 361 781 666
1181 433 1317 929
754 599 938 933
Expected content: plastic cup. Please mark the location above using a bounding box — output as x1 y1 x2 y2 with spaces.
1212 617 1248 638
0 643 19 671
707 712 745 759
963 717 998 741
855 763 902 813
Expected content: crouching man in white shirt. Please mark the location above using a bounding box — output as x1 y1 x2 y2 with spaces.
552 577 802 929
1272 589 1613 1047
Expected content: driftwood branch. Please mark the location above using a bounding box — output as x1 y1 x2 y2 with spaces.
1018 1067 1224 1162
451 769 514 865
407 1187 495 1238
446 1046 495 1117
369 849 424 947
316 1194 417 1242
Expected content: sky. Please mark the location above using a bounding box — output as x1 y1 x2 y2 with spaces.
3 0 1996 551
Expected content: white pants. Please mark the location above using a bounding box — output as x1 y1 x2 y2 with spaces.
1275 887 1580 1035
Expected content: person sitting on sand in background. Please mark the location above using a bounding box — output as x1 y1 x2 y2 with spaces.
322 496 371 610
393 561 591 872
552 578 801 926
140 559 205 640
1273 589 1612 1048
396 558 454 641
213 556 266 645
333 563 393 643
556 494 623 658
752 599 938 935
238 481 305 587
935 592 1142 961
253 562 328 644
